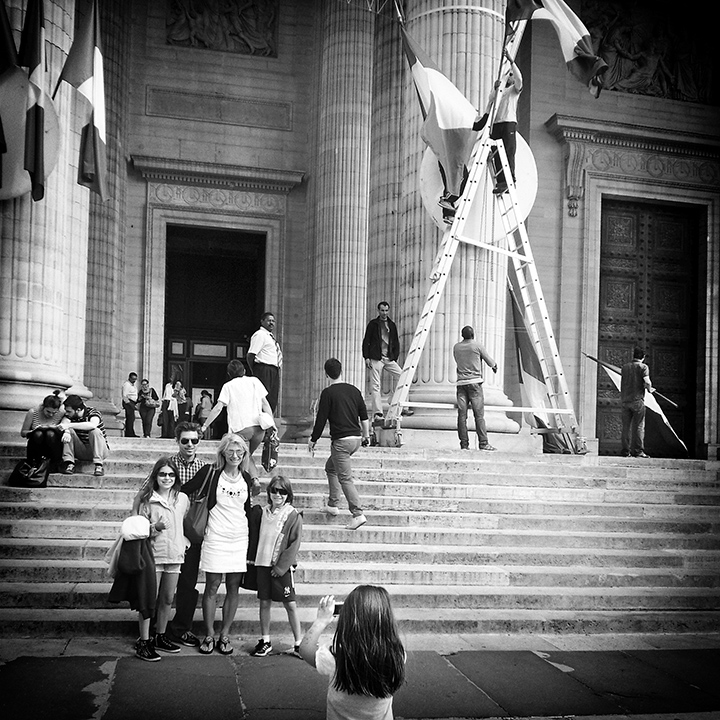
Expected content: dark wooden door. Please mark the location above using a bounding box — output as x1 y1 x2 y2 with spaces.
595 200 700 457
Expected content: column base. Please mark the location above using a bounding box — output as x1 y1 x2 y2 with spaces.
389 426 542 454
399 383 521 433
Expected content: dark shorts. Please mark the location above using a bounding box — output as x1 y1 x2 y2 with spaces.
256 565 296 603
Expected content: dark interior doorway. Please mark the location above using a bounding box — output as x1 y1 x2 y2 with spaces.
595 199 705 458
164 225 266 436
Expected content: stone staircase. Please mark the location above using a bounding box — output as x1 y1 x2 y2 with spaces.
1 437 720 637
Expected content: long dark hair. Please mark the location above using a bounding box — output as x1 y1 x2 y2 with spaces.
331 585 405 698
137 456 181 507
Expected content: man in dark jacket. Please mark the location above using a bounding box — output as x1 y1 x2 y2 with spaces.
362 301 403 420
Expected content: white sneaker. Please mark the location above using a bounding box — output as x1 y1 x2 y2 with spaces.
346 514 367 530
321 505 339 516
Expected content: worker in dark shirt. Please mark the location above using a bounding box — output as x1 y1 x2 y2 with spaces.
309 358 370 530
620 346 654 458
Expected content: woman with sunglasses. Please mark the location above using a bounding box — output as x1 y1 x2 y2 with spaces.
133 456 189 661
246 475 303 658
181 433 254 655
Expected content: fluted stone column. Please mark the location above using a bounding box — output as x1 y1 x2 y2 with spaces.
310 1 374 394
0 0 90 429
82 0 130 419
398 0 518 433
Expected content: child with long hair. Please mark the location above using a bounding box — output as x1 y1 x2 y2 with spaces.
299 585 406 719
135 456 189 661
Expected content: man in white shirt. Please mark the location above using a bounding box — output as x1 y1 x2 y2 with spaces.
121 372 139 437
247 312 282 413
487 50 523 193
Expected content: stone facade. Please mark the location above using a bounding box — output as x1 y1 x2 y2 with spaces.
1 0 718 457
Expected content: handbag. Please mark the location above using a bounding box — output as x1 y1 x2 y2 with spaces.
183 466 213 544
241 563 258 591
7 457 50 488
261 429 280 472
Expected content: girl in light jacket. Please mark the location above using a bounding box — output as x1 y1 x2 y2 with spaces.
136 456 189 660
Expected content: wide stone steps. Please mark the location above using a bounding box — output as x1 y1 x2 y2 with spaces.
3 582 718 611
2 524 720 552
2 557 719 588
1 438 720 636
1 606 719 636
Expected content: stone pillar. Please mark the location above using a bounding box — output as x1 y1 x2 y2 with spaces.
0 0 90 430
399 0 518 433
310 0 374 394
82 0 130 420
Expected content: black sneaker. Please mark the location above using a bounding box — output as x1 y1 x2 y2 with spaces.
136 639 161 662
251 639 272 657
173 631 199 647
154 633 180 653
60 461 75 475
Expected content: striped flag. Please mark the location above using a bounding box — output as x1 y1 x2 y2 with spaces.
506 0 607 97
584 353 688 458
54 0 107 199
17 0 45 201
401 27 477 197
0 0 18 190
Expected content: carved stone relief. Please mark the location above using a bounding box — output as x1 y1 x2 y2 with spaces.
149 182 286 215
546 115 720 216
167 0 278 57
584 0 718 104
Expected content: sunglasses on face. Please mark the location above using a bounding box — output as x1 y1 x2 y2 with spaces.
224 449 244 457
270 488 288 495
179 438 199 445
158 472 176 477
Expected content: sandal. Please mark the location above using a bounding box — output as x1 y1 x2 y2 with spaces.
199 636 215 655
217 635 234 655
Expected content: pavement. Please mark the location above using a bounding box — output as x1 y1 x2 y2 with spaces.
2 632 720 720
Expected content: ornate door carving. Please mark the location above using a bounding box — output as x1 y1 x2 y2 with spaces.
596 200 700 456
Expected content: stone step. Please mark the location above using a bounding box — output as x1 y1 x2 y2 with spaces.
5 480 720 509
2 523 719 555
2 512 718 542
1 558 719 587
1 537 718 569
1 582 718 611
0 606 719 636
3 486 720 519
9 468 719 494
2 440 717 476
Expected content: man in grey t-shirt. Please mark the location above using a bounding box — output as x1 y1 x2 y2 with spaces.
453 326 497 451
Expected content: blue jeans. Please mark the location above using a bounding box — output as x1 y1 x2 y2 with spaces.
457 383 488 448
621 400 646 455
325 436 363 516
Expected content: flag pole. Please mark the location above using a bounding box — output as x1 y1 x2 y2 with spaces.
392 0 404 26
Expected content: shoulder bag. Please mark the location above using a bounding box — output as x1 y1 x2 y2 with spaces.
183 466 214 544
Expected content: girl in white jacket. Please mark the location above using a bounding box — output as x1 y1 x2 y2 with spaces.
136 456 189 660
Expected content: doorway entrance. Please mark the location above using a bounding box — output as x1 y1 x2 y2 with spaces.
595 199 704 457
164 225 266 435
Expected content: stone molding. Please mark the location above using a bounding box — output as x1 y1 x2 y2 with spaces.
545 114 720 217
131 155 304 193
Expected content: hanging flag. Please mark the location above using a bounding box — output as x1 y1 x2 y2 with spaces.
506 0 607 97
583 353 688 458
400 27 477 198
0 0 18 190
510 284 573 453
17 0 45 201
54 0 107 199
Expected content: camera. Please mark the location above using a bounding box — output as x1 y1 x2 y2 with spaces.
333 603 343 615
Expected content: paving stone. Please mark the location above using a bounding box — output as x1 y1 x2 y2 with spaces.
539 650 720 714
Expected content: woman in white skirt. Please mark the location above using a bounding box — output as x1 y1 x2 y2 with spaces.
181 433 256 655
